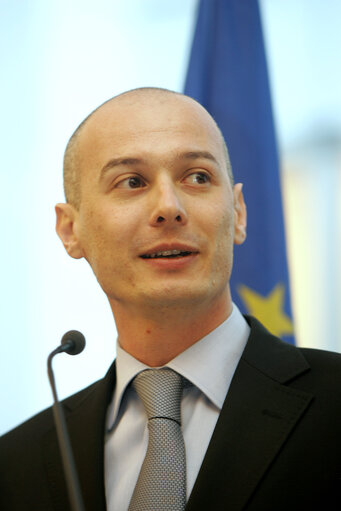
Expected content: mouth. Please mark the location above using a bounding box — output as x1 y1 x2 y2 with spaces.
140 249 194 259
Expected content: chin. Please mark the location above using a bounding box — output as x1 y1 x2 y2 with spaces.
140 284 216 309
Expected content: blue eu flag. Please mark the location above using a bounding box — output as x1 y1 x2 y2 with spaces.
184 0 294 344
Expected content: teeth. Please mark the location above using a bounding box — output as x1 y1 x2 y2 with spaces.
157 250 181 256
152 249 182 258
142 249 190 259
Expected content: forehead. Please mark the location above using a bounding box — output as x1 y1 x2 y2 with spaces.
77 93 226 173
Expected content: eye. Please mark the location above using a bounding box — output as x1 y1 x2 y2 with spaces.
116 175 146 189
184 172 211 185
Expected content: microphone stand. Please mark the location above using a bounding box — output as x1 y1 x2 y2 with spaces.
47 338 86 511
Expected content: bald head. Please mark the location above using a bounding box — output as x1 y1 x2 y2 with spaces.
63 87 233 209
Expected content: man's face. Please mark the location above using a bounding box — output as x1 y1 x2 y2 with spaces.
59 94 246 316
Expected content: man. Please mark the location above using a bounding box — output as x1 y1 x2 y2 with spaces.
1 88 340 510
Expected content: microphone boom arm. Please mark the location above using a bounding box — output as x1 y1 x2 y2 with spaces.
47 336 86 511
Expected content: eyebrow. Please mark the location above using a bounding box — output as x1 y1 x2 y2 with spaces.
100 157 145 180
99 150 219 180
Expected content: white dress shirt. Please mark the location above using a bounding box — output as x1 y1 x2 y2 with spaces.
104 304 250 511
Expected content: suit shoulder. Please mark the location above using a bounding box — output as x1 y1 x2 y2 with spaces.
0 378 102 449
299 345 341 364
244 315 341 387
297 346 341 387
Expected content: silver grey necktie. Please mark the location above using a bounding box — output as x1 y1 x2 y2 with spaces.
128 368 186 511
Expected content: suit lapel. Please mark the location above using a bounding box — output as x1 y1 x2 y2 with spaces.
42 363 116 511
186 317 313 511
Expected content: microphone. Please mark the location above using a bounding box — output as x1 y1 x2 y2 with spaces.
60 329 86 355
47 330 86 511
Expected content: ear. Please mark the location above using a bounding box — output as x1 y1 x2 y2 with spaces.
233 183 247 245
55 203 84 259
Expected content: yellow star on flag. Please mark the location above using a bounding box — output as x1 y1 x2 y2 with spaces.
238 283 294 338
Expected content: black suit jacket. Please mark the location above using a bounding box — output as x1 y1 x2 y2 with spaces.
1 316 341 510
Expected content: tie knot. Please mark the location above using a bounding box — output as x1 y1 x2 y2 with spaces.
133 368 184 424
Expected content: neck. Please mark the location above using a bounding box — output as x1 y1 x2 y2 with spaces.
110 291 232 366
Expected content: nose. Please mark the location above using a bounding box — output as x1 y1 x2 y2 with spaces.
149 180 188 227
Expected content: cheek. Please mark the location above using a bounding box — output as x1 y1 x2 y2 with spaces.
206 200 234 244
209 208 235 278
213 208 235 280
78 209 113 261
78 202 141 268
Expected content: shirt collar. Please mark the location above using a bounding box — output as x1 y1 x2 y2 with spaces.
106 304 250 431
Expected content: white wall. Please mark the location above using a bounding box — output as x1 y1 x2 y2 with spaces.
1 0 340 435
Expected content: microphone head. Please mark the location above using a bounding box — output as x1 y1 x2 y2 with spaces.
61 330 86 356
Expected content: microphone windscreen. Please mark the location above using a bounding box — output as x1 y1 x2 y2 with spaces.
61 330 86 355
